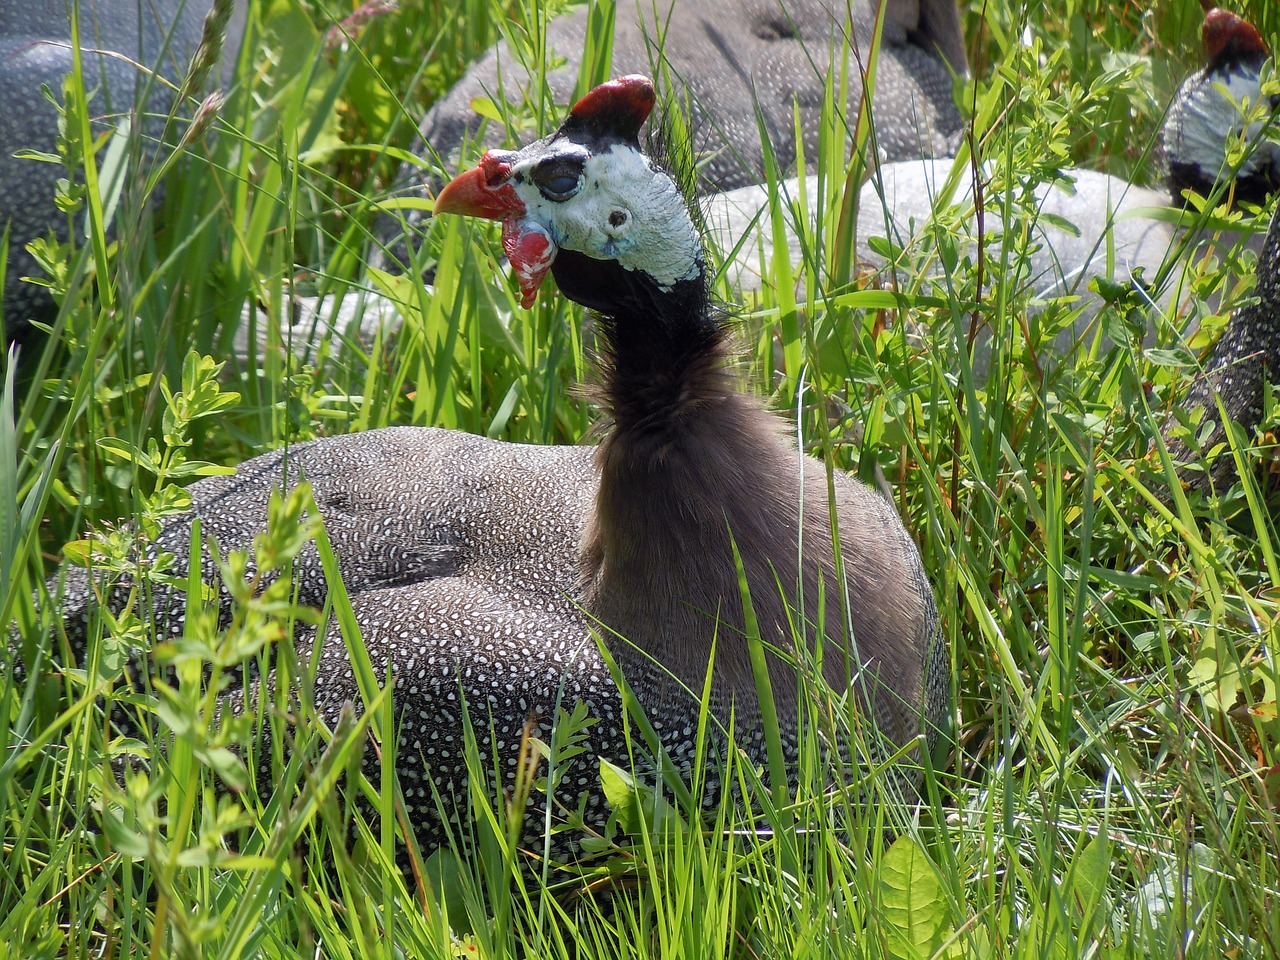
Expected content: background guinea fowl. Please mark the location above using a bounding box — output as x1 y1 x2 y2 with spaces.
712 8 1280 324
372 0 967 270
51 77 945 861
1153 8 1280 492
0 0 246 339
408 0 966 192
1166 5 1280 205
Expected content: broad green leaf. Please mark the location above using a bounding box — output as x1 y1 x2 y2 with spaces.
598 757 685 837
95 437 158 473
878 836 949 960
1067 832 1110 937
470 96 505 123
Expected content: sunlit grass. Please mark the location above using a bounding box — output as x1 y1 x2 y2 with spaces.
2 0 1279 957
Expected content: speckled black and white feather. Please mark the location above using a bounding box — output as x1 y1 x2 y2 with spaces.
374 0 967 271
1162 203 1280 492
1 1 246 337
415 0 964 193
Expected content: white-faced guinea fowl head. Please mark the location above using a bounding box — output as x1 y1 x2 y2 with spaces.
1202 6 1269 70
1165 7 1280 207
433 75 704 314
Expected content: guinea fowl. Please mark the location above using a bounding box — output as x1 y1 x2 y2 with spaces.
374 0 967 274
712 7 1280 322
1152 8 1280 496
1165 5 1280 207
54 77 945 858
1 0 246 338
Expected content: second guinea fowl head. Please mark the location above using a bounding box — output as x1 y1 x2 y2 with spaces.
433 75 706 319
1165 6 1280 206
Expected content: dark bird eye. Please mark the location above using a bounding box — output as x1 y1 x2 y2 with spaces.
544 174 579 196
533 158 583 201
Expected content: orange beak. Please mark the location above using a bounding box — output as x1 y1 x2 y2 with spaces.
433 152 556 308
433 154 526 219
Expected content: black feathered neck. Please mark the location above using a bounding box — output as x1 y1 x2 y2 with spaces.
551 245 732 437
547 102 731 437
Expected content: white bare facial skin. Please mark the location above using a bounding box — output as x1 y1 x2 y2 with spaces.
1169 66 1280 184
511 144 702 290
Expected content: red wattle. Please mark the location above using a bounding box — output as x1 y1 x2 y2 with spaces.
502 218 558 308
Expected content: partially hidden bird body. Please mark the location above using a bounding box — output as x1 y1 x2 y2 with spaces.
54 77 945 859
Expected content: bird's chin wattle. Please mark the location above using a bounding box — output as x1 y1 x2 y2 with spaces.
501 217 559 308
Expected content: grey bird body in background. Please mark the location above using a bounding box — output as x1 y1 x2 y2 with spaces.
0 0 245 338
706 6 1280 364
413 0 966 192
705 162 1176 314
372 0 967 270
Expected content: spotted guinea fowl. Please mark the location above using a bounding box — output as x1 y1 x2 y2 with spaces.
1111 5 1280 492
374 0 967 274
54 76 944 858
1 0 246 338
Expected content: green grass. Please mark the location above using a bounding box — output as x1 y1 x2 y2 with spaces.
4 0 1280 957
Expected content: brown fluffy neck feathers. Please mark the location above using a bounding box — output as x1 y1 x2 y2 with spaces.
578 285 841 721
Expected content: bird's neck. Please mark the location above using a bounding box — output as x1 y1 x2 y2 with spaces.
576 261 824 719
595 279 725 434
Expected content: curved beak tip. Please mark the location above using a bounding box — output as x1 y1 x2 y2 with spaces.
432 167 488 217
433 161 524 220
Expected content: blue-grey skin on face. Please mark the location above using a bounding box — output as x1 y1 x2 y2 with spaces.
1 0 244 338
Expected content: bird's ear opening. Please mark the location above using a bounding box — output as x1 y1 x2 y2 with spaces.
565 75 657 144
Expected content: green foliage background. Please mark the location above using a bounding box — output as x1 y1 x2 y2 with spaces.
1 0 1278 957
